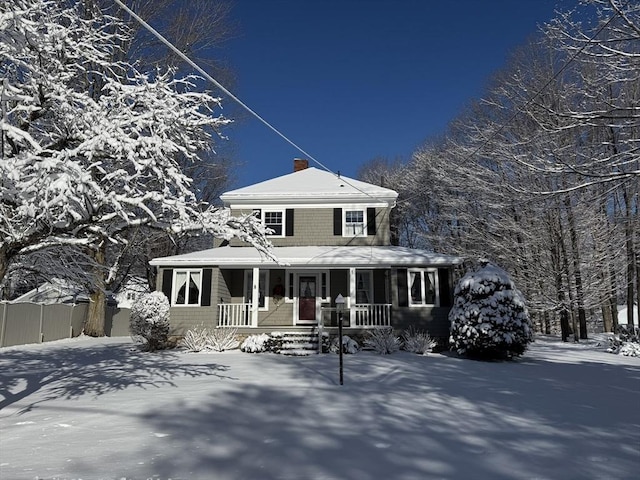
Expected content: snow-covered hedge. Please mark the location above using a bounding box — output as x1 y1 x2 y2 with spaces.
449 262 533 360
130 292 171 351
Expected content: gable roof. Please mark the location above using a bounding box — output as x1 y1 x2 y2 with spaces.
150 245 462 268
220 167 398 207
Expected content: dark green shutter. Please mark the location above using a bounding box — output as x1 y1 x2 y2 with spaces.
333 208 342 235
397 268 408 307
367 207 376 235
161 269 173 301
285 209 294 236
438 268 452 307
201 268 213 306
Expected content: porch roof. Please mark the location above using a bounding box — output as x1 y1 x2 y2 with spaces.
150 245 463 268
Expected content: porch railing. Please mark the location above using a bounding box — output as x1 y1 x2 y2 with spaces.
218 302 252 327
354 303 391 327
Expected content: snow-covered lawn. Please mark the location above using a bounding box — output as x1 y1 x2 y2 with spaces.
1 336 638 480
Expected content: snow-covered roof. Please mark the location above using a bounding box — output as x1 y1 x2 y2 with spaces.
220 167 398 207
150 245 462 268
11 279 90 304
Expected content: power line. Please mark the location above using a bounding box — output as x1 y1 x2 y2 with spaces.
112 0 388 205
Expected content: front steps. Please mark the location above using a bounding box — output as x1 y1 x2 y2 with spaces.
271 330 326 355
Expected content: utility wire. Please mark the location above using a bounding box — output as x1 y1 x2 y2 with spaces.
112 0 390 205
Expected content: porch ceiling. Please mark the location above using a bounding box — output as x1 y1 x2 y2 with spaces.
150 245 463 268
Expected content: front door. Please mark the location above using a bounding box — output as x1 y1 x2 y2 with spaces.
298 276 317 322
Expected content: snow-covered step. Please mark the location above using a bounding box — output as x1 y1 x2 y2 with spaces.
273 331 320 355
281 348 317 356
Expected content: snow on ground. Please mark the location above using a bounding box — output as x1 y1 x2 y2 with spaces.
0 335 638 480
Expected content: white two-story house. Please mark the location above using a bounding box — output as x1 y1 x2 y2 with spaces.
150 160 462 339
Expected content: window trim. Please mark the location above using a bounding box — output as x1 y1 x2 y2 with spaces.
171 269 203 307
407 268 439 307
263 209 285 237
343 208 367 237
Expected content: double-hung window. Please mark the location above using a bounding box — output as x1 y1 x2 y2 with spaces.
173 270 202 306
264 211 284 236
408 269 438 306
344 209 366 236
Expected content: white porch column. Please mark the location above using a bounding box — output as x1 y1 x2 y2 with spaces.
349 267 356 327
251 267 259 327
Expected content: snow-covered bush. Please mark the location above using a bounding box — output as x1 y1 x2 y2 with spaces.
240 334 271 353
181 325 210 352
619 342 640 357
605 334 640 357
449 262 533 360
208 327 240 352
364 328 401 355
402 327 437 355
130 292 171 351
181 326 239 352
330 335 360 354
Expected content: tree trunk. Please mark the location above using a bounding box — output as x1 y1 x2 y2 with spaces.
83 243 107 337
609 265 619 332
565 197 588 339
0 247 8 300
544 310 551 335
602 304 613 333
624 187 636 328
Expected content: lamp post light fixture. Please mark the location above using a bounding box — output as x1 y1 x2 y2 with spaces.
335 293 345 385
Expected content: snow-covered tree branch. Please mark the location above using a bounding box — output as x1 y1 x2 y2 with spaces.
0 0 272 333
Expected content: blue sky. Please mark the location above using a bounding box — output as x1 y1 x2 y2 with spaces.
221 0 566 188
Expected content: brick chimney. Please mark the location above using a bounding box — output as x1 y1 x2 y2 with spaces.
293 158 309 172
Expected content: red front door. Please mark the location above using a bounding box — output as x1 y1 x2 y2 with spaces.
299 276 316 322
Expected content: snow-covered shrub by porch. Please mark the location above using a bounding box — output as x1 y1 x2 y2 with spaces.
449 263 532 360
240 334 271 353
181 325 210 352
402 327 437 355
329 335 360 354
181 326 239 352
207 327 240 351
364 328 401 355
130 292 171 351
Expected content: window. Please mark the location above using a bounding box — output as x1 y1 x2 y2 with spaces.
173 270 202 306
356 270 373 304
264 211 283 236
344 209 366 236
245 270 268 310
408 269 438 306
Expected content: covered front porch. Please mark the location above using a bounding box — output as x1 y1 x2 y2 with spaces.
216 267 392 329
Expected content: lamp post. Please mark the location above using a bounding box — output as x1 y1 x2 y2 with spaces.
335 294 345 385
